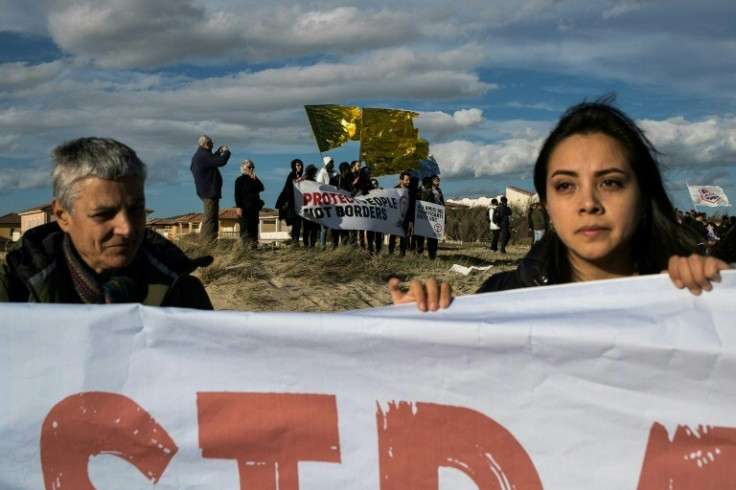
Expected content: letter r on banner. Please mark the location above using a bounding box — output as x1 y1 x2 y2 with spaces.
197 392 341 490
377 401 542 489
40 392 178 489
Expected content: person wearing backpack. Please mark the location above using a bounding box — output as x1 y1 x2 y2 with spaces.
488 198 500 252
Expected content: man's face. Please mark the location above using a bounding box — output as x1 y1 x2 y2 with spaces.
400 175 410 188
54 175 146 276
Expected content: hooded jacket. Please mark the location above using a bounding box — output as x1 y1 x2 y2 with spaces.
275 159 303 224
0 222 214 309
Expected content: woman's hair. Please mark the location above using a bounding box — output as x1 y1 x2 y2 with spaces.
52 137 147 213
532 96 701 283
240 159 254 174
290 158 303 177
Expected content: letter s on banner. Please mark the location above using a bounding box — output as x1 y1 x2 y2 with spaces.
40 392 178 489
197 392 341 489
637 422 736 489
377 401 542 489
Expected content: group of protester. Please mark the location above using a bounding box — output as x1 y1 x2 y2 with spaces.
1 99 732 313
274 157 446 259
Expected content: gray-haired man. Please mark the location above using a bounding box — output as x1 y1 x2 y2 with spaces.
191 135 230 243
0 137 213 308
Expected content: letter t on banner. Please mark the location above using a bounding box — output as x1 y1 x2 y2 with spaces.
197 393 341 490
377 401 542 489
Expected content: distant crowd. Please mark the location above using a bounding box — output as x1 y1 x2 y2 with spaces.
190 136 447 258
274 157 445 259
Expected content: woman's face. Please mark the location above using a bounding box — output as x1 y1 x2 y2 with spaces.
545 132 643 278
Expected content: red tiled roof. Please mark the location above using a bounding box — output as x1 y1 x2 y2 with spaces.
0 213 21 225
17 203 53 215
218 207 239 219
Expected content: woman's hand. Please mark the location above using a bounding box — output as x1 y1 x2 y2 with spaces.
388 277 452 312
666 254 732 295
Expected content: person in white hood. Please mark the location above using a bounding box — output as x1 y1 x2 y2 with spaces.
316 156 335 185
316 156 337 249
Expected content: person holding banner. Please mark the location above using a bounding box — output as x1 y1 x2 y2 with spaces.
0 137 214 308
387 172 413 257
301 164 321 248
415 176 441 259
390 98 732 311
275 158 304 246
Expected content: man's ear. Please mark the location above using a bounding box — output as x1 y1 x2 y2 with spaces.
52 198 72 232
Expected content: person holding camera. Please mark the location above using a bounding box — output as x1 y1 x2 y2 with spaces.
191 134 230 243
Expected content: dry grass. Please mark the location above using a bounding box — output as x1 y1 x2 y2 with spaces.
177 235 530 312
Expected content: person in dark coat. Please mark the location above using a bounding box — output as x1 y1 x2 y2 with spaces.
275 158 303 245
190 135 230 243
234 159 264 248
387 171 414 256
1 137 213 309
331 162 353 247
415 176 441 259
497 196 513 253
301 164 320 248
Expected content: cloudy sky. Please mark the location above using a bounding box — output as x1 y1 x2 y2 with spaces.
1 0 735 217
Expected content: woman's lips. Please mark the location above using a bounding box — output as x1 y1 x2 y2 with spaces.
576 226 609 239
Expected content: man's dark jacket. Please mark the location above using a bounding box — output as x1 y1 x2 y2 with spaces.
0 222 214 309
191 146 231 200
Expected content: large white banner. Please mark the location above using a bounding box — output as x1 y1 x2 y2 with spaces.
688 184 731 207
2 272 736 489
413 201 445 239
295 180 409 235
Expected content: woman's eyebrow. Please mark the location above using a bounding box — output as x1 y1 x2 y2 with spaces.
549 169 577 178
594 168 629 177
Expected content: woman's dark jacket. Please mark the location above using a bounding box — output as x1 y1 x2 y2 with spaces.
234 174 265 211
476 242 550 293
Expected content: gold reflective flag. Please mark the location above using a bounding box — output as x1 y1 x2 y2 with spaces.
360 108 423 177
305 105 361 152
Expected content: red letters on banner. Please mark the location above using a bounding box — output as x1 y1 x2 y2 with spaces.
38 392 736 489
637 422 736 489
40 392 178 489
377 401 542 489
197 393 341 490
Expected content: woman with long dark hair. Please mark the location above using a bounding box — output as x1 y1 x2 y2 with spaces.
390 98 731 310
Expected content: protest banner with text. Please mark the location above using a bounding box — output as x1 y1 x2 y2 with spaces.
295 180 409 236
413 200 445 240
1 272 735 489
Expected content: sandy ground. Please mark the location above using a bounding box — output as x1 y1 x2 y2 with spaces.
199 242 530 312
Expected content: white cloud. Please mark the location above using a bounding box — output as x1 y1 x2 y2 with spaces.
427 115 736 184
640 116 736 170
415 109 485 141
45 1 428 69
0 167 51 193
431 135 544 179
0 61 64 91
